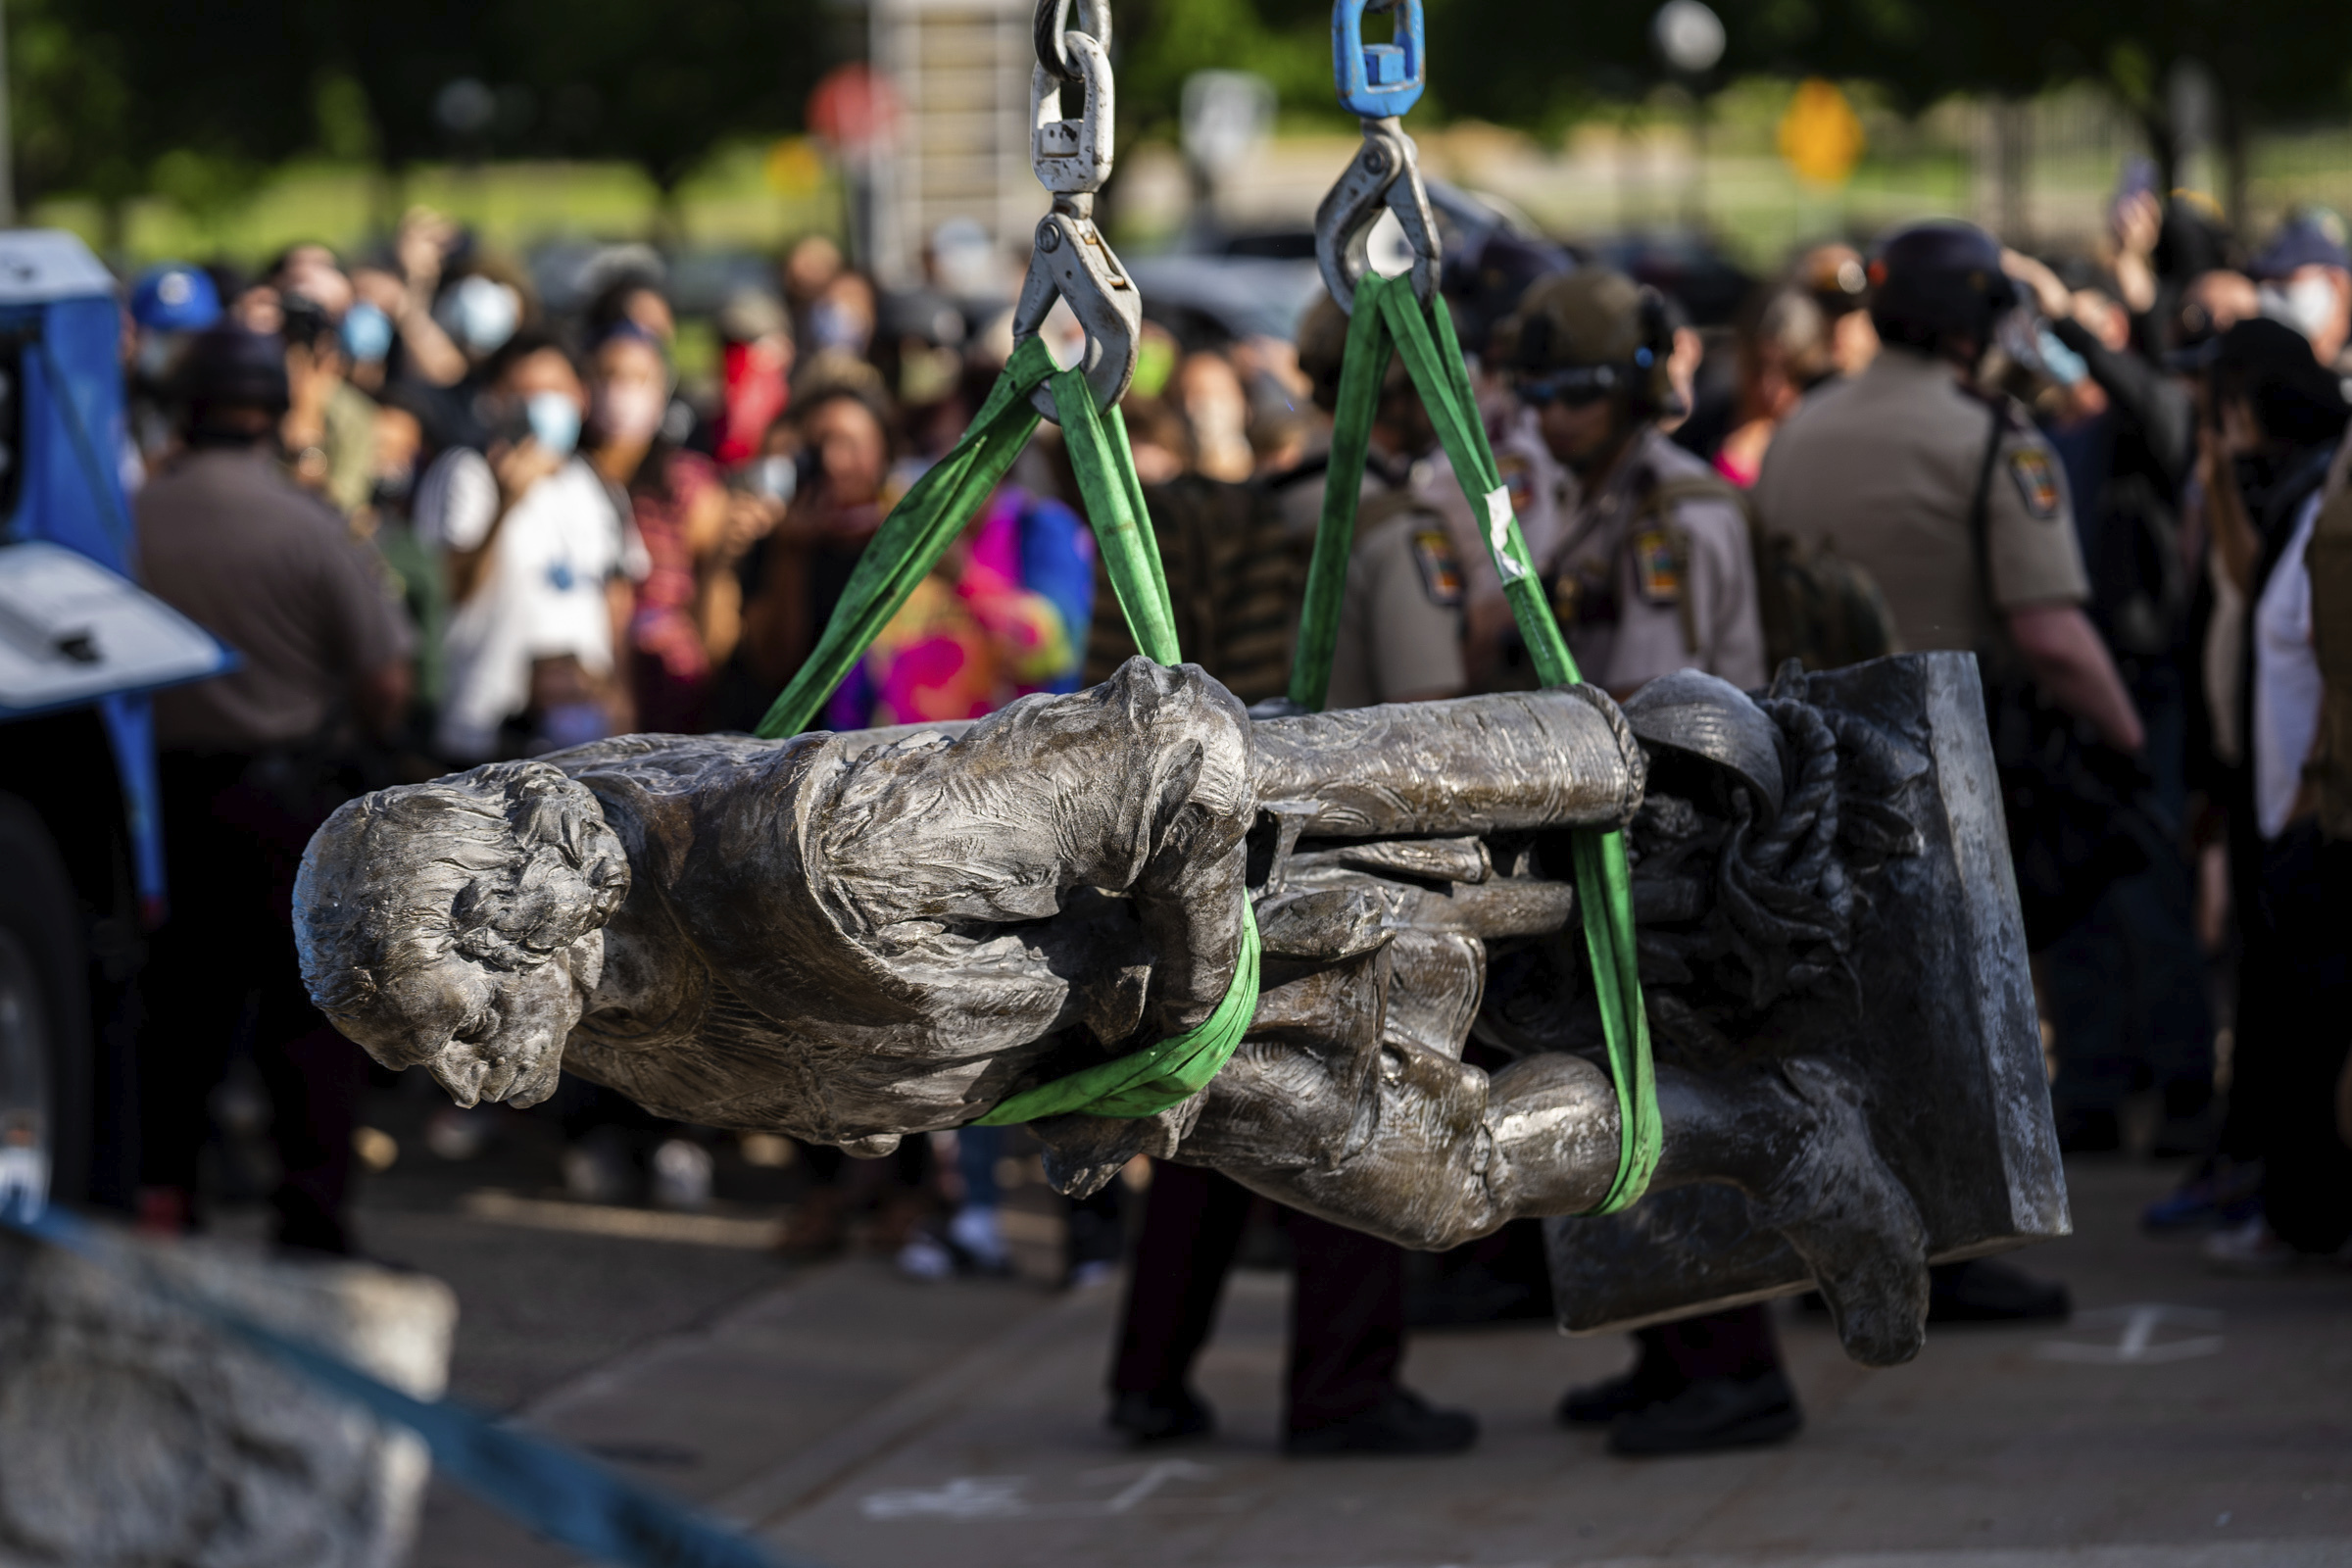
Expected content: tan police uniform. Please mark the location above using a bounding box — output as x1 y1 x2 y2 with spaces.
1543 424 1766 694
1326 478 1469 709
1752 347 2089 657
1413 403 1568 612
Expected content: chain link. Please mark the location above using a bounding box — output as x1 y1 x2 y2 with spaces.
1014 2 1140 418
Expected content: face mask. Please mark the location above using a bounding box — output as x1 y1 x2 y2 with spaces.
2260 275 2341 343
341 301 394 365
808 298 867 354
2035 328 2088 387
525 391 581 457
747 454 798 504
437 275 520 356
595 380 667 444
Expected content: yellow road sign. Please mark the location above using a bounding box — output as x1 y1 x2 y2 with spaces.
1779 78 1865 188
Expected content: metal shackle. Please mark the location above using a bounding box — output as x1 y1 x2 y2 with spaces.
1034 0 1112 83
1314 118 1442 314
1030 30 1115 195
1331 0 1426 120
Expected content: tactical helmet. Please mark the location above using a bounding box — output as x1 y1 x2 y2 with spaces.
1490 269 1674 416
1295 290 1408 416
1866 220 2018 358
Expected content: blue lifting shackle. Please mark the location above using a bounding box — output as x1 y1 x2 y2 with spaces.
1332 0 1426 120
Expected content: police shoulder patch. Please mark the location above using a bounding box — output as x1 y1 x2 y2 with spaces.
2008 446 2062 519
1632 524 1684 605
1410 528 1463 607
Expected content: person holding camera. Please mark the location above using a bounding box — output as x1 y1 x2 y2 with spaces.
414 329 645 762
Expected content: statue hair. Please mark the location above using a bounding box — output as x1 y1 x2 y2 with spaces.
295 760 630 1033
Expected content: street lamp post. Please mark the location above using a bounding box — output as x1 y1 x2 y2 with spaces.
1651 0 1724 232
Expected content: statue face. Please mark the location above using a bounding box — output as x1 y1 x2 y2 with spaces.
347 933 604 1109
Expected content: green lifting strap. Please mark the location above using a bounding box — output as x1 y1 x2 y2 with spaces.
754 346 1261 1126
1285 270 1663 1216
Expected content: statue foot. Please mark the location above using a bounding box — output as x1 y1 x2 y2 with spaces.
1755 1057 1929 1367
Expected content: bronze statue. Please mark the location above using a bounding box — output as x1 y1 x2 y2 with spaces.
294 654 2067 1370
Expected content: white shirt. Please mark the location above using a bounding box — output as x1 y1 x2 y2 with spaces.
416 448 644 761
2253 495 2325 842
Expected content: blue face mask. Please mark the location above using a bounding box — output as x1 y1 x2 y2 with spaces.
341 301 394 365
2035 328 2088 388
438 275 520 356
525 392 581 458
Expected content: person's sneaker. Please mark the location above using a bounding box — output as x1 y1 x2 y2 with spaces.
650 1138 714 1212
561 1129 637 1205
2203 1214 2294 1274
2141 1160 2264 1234
1284 1388 1479 1457
1108 1387 1215 1446
1927 1258 2071 1323
1607 1369 1802 1457
1556 1361 1676 1427
423 1106 499 1162
896 1233 956 1282
948 1204 1015 1277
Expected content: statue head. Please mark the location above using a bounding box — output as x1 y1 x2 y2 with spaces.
294 760 630 1108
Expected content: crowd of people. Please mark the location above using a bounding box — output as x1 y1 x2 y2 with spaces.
120 177 2350 1461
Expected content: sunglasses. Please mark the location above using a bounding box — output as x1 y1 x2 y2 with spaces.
1514 365 1627 408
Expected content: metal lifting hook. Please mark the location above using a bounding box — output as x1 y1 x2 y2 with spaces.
1315 0 1442 315
1012 0 1141 418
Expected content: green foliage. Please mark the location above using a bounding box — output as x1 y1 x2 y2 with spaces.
1116 0 1335 133
8 0 324 211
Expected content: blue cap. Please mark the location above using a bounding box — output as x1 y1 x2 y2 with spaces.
128 264 222 332
2252 210 2351 280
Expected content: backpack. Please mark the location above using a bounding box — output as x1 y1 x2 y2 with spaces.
1643 473 1900 673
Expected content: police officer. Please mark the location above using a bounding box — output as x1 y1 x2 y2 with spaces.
1291 292 1472 708
1753 219 2121 1314
1755 220 2143 756
1485 270 1788 1456
1492 269 1766 695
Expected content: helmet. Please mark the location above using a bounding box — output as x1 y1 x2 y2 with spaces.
1295 291 1408 416
1442 228 1574 361
1866 220 2017 356
128 264 222 333
1490 269 1674 416
177 325 290 416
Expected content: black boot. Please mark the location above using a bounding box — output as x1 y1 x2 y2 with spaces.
1557 1353 1680 1426
1284 1388 1479 1456
1608 1368 1802 1457
1107 1387 1215 1446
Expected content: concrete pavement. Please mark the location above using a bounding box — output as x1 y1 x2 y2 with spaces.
390 1155 2352 1568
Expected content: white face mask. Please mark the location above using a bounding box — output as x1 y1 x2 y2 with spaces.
436 275 521 356
595 380 667 445
2260 274 2342 344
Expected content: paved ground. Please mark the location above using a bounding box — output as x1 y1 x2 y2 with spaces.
368 1121 2352 1568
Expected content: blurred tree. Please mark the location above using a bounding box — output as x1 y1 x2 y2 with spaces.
9 0 326 235
1116 0 1331 135
2062 6 2352 222
491 0 831 205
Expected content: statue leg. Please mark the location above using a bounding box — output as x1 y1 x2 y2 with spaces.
1250 686 1644 840
1178 1006 1928 1366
